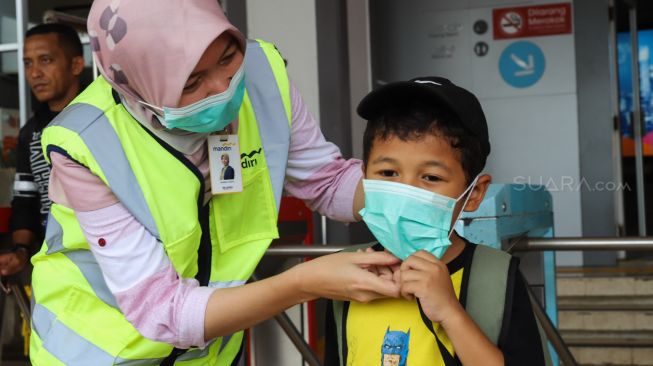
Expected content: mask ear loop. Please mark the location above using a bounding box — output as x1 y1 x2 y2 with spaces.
134 100 171 129
137 100 165 113
448 175 480 239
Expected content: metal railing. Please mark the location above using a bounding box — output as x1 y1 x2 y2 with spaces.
267 237 653 256
510 236 653 251
5 238 652 365
265 237 653 366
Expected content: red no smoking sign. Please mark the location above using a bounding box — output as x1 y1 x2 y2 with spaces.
493 2 572 40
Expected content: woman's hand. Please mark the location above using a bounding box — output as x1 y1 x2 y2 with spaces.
359 247 399 284
205 250 401 339
292 250 402 303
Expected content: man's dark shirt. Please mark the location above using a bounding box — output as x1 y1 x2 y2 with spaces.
9 104 58 242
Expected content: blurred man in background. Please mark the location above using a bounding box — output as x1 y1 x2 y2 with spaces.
0 23 84 276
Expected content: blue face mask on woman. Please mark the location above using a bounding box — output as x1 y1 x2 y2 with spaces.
140 63 246 133
359 177 478 260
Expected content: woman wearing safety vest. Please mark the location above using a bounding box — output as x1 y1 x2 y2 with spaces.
29 0 401 365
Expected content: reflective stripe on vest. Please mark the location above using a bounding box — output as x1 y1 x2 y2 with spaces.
43 213 119 308
176 343 212 362
32 304 165 366
44 212 64 254
244 40 290 211
48 102 160 240
209 280 247 289
64 250 118 308
174 334 231 362
43 214 119 309
173 333 240 363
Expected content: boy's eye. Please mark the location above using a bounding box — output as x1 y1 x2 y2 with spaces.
423 174 442 182
379 170 398 177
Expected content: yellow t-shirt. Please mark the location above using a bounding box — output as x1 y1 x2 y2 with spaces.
345 269 464 366
326 242 546 366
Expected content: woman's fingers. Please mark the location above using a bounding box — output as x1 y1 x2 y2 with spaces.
352 268 401 301
345 251 401 300
393 265 402 285
298 251 401 302
366 264 380 276
377 264 394 281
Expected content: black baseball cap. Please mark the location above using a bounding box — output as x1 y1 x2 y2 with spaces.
357 76 491 157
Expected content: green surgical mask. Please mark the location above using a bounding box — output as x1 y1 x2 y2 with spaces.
359 177 478 260
140 63 246 133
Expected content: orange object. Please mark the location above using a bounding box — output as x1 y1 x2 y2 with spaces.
621 137 653 157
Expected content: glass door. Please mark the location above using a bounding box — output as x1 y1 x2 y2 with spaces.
615 0 653 250
0 0 26 209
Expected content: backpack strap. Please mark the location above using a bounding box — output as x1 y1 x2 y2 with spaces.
526 281 555 366
332 242 375 366
466 244 513 345
332 300 346 366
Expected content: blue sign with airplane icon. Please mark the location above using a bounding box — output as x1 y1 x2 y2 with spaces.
499 41 545 88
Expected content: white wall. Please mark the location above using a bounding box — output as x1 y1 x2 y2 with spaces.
367 0 584 265
246 0 321 122
347 0 372 160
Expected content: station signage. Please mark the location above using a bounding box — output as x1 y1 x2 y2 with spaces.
492 2 572 40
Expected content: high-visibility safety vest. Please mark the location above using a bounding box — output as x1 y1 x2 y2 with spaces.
30 39 292 366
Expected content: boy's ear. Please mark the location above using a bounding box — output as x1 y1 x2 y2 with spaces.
464 174 492 212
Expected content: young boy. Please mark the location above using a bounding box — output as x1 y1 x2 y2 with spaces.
324 77 546 366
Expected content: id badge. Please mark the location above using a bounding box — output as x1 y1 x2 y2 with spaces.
208 134 243 194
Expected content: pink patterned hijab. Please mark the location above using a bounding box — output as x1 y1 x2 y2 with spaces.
87 0 246 153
